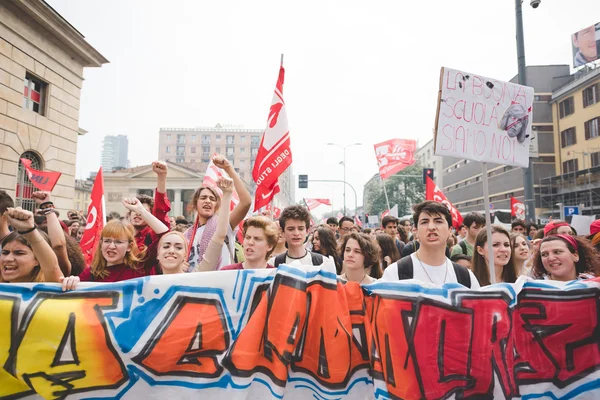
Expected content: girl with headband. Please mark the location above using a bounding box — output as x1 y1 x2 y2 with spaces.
532 235 600 281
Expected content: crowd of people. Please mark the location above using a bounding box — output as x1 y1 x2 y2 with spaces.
1 154 600 291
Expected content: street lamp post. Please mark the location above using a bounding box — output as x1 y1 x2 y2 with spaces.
327 143 361 215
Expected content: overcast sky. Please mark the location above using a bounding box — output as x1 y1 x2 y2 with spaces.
47 0 599 216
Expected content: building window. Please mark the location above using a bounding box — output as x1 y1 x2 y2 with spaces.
177 134 185 145
202 158 210 163
240 147 246 153
16 152 42 211
166 146 170 153
202 135 210 144
226 146 235 157
240 159 246 166
226 135 235 145
216 135 221 140
190 146 196 154
241 136 247 143
215 147 221 153
202 146 210 158
176 146 185 156
560 127 576 148
166 134 171 141
251 147 258 157
191 134 197 141
563 159 578 174
591 151 600 168
583 83 599 108
23 73 47 115
251 136 260 146
559 97 574 118
585 117 600 140
176 157 185 163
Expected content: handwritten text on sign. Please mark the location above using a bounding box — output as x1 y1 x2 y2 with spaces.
434 67 534 167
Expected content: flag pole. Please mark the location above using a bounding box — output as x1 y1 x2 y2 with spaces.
280 53 284 66
380 175 391 211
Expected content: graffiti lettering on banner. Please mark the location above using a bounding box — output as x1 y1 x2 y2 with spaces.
434 67 534 167
0 268 599 399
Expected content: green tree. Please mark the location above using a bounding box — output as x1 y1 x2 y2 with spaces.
364 164 425 218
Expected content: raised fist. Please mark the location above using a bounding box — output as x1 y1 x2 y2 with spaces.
31 191 51 205
5 207 35 232
212 154 231 170
152 161 168 176
122 197 145 214
217 176 234 193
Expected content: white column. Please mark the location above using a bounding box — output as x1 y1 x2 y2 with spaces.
174 189 182 216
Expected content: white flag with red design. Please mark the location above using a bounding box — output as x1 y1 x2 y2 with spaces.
202 153 240 210
252 64 292 211
381 209 390 218
304 198 332 210
374 139 417 179
79 167 105 265
336 212 344 220
354 215 363 228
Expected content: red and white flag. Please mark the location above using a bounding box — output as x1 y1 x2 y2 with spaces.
265 203 282 219
511 196 525 220
336 212 344 220
354 215 363 228
304 198 332 210
252 64 292 211
79 167 105 265
202 153 240 211
425 176 463 229
381 209 390 218
373 139 417 179
20 158 61 192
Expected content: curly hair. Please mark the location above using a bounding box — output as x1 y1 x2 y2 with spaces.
279 205 311 230
531 235 600 279
136 194 154 211
471 225 518 286
244 216 280 260
340 233 382 279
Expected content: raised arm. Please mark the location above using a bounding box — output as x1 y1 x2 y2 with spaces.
32 191 71 276
122 197 169 235
5 207 62 282
152 161 171 229
212 154 251 229
194 177 233 272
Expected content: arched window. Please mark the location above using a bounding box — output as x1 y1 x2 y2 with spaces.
16 152 43 211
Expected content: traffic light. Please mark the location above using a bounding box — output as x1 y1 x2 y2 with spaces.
422 168 434 184
299 175 308 189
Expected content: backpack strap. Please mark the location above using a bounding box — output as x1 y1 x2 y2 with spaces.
452 262 472 288
311 252 324 266
274 253 287 268
396 255 414 280
459 240 468 255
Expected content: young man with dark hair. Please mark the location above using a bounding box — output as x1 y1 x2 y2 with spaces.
382 201 480 288
511 219 526 234
130 161 171 250
456 223 467 242
326 217 339 235
268 205 324 266
382 215 404 254
338 216 354 242
451 212 485 257
526 223 538 240
0 190 15 244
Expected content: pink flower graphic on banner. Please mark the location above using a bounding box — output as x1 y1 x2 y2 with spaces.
268 102 283 128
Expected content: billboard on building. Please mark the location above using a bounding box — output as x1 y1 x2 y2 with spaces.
572 23 600 68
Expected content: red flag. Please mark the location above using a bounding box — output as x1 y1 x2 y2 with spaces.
79 168 105 265
202 153 240 211
381 209 390 218
20 158 61 192
252 64 292 211
425 176 463 229
265 203 282 219
354 215 363 228
511 196 525 220
304 198 332 210
373 139 417 179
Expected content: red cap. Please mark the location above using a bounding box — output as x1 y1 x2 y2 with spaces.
590 219 600 236
543 221 569 236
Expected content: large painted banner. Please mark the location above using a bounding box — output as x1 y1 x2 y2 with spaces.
1 264 599 399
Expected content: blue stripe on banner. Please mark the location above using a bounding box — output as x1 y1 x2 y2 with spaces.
522 378 600 400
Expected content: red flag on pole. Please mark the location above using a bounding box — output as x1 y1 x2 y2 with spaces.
252 63 292 211
354 215 363 228
381 209 390 218
511 196 525 220
79 168 105 265
20 158 61 192
304 198 332 210
373 139 417 179
425 176 463 229
202 153 240 211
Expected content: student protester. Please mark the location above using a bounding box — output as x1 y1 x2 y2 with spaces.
339 233 381 284
451 212 485 257
60 197 169 288
153 177 234 274
269 206 324 267
450 254 472 270
382 201 480 288
271 220 287 257
185 155 252 271
130 161 171 250
511 233 531 276
312 226 342 274
221 216 279 270
397 226 409 244
1 207 62 283
0 190 15 246
456 223 467 243
65 220 80 239
511 220 526 234
337 216 354 242
398 219 413 241
327 217 339 238
382 215 405 255
543 220 573 236
471 225 518 286
526 223 538 241
532 235 600 281
376 234 400 271
587 219 600 252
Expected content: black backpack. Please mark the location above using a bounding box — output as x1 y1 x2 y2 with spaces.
396 255 472 288
459 240 468 255
274 251 324 267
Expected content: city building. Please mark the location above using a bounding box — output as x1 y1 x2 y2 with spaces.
158 123 295 208
441 65 572 220
73 178 92 212
101 134 128 172
0 0 107 214
415 138 443 189
540 66 600 217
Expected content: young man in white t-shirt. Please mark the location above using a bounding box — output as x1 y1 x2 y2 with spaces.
382 201 480 289
268 205 323 267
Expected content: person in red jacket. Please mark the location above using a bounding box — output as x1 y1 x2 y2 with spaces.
131 161 171 250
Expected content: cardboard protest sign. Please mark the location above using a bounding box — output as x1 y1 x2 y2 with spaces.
1 265 599 399
434 67 534 167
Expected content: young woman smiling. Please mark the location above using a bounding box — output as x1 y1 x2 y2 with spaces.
471 225 518 286
511 233 531 276
531 235 600 281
